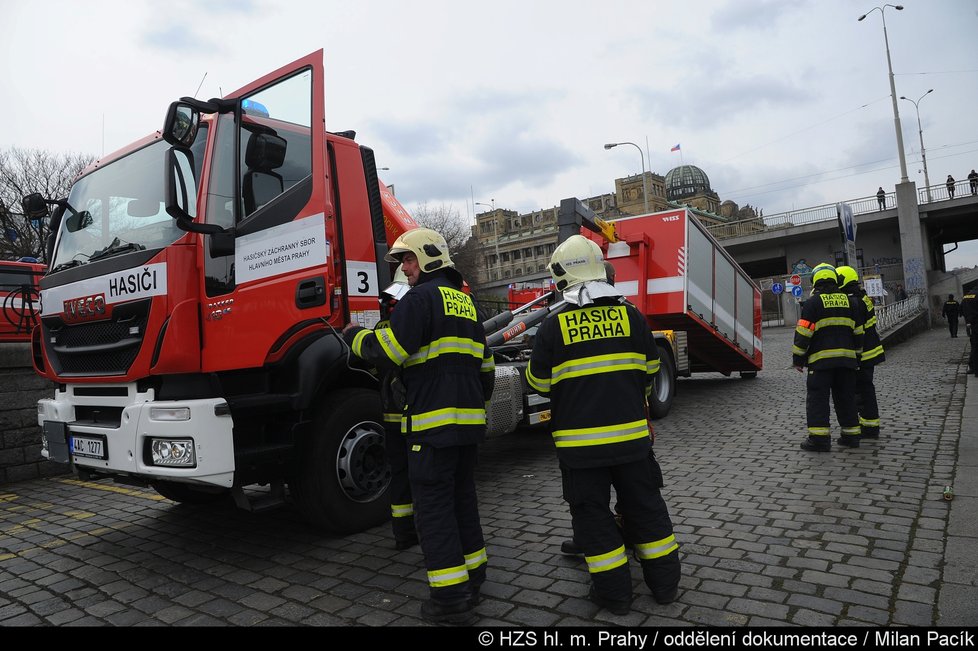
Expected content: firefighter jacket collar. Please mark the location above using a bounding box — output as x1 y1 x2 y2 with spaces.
563 280 623 306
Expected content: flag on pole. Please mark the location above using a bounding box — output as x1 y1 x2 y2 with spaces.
670 143 681 152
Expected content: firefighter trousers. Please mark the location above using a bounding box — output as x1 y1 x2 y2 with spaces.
561 455 681 603
854 366 880 436
408 443 487 605
384 422 415 544
806 367 859 438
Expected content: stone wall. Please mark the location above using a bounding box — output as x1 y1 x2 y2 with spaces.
0 343 65 483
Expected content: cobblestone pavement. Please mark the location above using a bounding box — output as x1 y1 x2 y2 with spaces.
1 326 975 627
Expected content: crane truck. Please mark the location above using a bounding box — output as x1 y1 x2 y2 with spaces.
26 51 761 535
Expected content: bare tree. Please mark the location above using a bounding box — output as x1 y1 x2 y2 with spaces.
410 202 482 285
0 147 94 262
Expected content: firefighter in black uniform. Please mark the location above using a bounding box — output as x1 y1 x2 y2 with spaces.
343 228 494 625
527 235 681 616
792 264 864 451
961 291 978 376
942 294 961 338
348 269 418 551
837 266 885 439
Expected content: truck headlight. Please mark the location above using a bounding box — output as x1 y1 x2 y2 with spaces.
150 439 196 467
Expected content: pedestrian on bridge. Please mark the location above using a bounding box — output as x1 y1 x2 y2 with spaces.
942 294 961 338
792 264 864 451
527 235 681 616
968 170 977 195
876 187 886 211
838 266 885 440
947 174 956 199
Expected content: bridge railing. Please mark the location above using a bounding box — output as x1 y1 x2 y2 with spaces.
706 193 893 240
876 293 926 336
919 179 977 204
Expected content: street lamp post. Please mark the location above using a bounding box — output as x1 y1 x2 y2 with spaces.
604 142 649 214
475 200 501 281
900 89 934 202
859 4 909 183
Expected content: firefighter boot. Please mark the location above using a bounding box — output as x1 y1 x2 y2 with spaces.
836 435 860 449
560 539 584 556
861 426 880 440
641 552 681 605
420 598 476 625
587 586 631 616
800 436 831 452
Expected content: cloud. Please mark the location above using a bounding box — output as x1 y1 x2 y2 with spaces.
142 25 219 54
710 0 812 31
635 74 811 130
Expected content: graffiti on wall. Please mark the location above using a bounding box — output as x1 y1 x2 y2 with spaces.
904 257 926 292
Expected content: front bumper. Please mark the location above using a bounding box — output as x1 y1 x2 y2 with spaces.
38 383 235 488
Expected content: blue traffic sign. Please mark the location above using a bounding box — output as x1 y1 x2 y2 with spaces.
771 282 784 295
791 285 804 298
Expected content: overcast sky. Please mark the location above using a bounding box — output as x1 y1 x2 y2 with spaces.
3 0 977 266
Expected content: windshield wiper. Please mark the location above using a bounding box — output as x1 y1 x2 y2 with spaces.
88 237 146 263
50 259 85 274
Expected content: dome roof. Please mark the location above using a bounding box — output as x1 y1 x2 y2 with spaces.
665 165 712 200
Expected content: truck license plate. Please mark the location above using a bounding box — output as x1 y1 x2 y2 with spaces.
70 435 107 460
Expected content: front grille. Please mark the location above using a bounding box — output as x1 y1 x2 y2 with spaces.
42 299 150 376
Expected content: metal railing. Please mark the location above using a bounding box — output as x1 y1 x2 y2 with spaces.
919 179 978 204
706 193 893 240
708 179 978 242
876 293 927 335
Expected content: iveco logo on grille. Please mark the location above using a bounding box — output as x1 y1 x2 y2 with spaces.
63 293 106 322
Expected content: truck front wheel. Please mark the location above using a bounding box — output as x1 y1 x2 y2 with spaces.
648 346 676 419
291 388 391 533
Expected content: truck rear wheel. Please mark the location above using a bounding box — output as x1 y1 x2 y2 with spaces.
152 481 230 505
291 388 391 533
648 346 676 419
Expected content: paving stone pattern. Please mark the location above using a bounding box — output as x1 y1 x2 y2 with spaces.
0 326 974 626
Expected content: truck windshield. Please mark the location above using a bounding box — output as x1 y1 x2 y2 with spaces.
51 139 197 272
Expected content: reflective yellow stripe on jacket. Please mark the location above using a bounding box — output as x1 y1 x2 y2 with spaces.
376 328 409 365
403 336 486 368
807 348 857 364
526 365 551 393
551 419 649 448
405 407 487 433
551 352 647 386
861 345 884 362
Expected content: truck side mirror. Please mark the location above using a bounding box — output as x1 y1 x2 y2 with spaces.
165 148 224 235
22 193 50 220
163 102 201 148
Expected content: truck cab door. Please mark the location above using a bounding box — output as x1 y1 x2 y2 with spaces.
198 50 331 372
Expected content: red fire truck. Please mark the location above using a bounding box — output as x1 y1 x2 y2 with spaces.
27 51 761 534
0 260 44 343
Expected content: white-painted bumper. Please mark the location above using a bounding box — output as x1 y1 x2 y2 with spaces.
38 383 235 488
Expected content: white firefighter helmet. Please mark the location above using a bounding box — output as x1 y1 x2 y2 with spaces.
384 227 455 272
548 235 607 292
382 267 411 301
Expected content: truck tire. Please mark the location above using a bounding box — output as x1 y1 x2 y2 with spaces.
648 345 676 419
739 371 758 379
152 481 230 505
291 388 391 533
